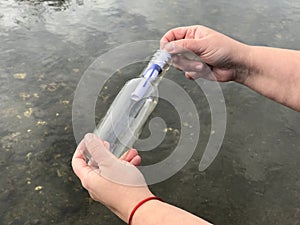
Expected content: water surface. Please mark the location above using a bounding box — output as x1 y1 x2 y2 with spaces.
1 0 300 224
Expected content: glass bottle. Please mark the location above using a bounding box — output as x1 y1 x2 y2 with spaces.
93 49 171 157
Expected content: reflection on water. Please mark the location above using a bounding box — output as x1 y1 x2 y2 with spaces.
1 0 300 224
17 0 72 10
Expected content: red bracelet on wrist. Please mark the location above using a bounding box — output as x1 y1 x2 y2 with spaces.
128 196 163 225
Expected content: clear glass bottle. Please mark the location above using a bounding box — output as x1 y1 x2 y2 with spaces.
93 49 171 157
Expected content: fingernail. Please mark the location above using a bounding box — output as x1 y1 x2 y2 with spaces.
186 73 194 80
163 42 175 52
84 133 95 142
123 151 130 160
195 63 204 71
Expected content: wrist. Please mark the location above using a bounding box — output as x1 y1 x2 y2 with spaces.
128 196 163 225
111 188 155 222
233 43 255 84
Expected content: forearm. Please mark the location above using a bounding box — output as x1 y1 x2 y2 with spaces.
237 46 300 111
127 199 212 225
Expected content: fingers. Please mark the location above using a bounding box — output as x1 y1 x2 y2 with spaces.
185 71 216 81
84 133 116 165
185 73 195 80
172 54 205 72
171 53 213 81
130 155 142 166
161 39 210 77
83 133 146 186
120 149 142 166
160 26 191 47
103 141 110 150
123 149 142 166
120 148 137 161
71 138 93 182
160 25 204 54
84 133 142 167
164 39 204 56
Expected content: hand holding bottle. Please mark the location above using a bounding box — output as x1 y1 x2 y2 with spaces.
72 133 154 222
72 133 213 225
160 25 250 82
161 25 300 111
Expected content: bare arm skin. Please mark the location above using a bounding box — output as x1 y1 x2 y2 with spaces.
242 46 300 111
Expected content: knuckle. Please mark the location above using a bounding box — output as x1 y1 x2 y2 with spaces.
81 170 93 190
81 179 89 190
89 192 97 201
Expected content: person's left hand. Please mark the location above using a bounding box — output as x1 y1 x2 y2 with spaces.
72 133 154 222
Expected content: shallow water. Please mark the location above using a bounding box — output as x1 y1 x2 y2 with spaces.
1 0 300 224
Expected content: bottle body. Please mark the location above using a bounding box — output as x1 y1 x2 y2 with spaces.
94 78 158 157
94 50 171 157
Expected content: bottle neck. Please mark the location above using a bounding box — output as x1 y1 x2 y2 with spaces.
141 49 172 86
131 50 171 101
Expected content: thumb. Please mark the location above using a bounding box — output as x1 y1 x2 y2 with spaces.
163 39 204 56
84 133 146 186
84 133 117 167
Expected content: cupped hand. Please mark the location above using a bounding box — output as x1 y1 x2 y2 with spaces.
72 133 154 222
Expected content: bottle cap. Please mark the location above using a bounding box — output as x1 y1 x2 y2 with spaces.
131 50 171 101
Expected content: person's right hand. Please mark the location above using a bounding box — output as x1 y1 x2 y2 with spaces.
160 25 251 82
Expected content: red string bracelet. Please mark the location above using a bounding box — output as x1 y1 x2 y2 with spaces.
128 196 163 225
